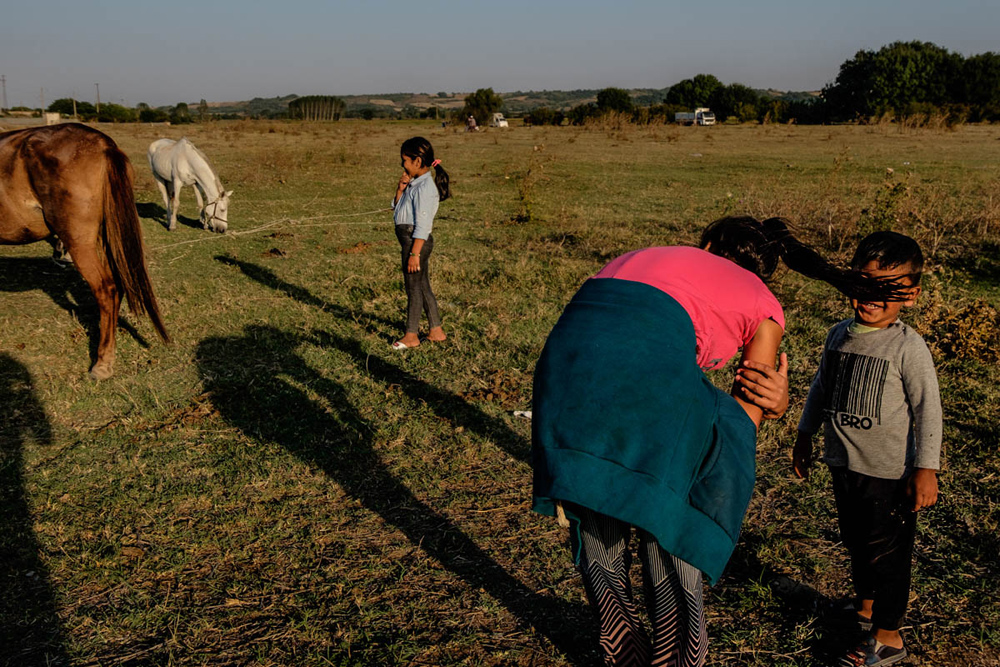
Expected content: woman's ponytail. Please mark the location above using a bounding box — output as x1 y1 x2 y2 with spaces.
761 217 913 302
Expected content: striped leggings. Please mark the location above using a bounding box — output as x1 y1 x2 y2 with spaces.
571 506 708 667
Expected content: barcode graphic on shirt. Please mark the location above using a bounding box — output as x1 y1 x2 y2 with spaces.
825 351 889 423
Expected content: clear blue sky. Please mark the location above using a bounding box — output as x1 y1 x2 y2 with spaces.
2 0 997 108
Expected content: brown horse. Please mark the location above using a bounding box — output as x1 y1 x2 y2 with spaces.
0 123 168 379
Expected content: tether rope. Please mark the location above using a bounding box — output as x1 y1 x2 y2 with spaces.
149 207 393 252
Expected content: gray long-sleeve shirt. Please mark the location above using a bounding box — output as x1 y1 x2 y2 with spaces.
798 318 942 479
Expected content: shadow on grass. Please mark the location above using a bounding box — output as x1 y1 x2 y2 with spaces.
0 257 150 365
215 255 528 462
214 254 400 339
195 326 595 664
136 201 204 231
721 532 848 663
0 354 69 666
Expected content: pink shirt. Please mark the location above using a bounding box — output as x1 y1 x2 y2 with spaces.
593 246 785 370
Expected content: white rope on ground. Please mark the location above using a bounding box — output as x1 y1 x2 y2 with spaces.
149 207 393 252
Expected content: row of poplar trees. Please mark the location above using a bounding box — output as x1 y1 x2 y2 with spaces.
288 96 346 121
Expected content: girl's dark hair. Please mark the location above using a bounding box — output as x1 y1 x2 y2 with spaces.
401 136 450 201
701 216 914 302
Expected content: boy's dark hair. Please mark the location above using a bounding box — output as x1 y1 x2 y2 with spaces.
700 216 916 302
400 136 450 201
851 231 924 281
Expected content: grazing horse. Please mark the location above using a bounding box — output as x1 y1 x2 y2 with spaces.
0 123 168 379
147 138 231 233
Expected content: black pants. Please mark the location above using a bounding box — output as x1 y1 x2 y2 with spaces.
830 467 917 632
395 225 441 334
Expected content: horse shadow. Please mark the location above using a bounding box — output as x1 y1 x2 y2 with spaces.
135 201 203 232
0 257 150 364
0 354 70 666
195 324 596 664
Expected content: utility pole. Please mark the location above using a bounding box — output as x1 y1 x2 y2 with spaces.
95 83 100 114
1 75 7 111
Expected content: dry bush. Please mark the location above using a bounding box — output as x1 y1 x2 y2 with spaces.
916 294 1000 363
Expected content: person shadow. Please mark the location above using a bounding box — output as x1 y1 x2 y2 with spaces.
721 529 858 662
0 354 70 666
214 254 401 341
0 257 149 367
196 325 596 664
214 254 529 462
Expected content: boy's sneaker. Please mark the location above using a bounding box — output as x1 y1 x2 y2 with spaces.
839 636 908 666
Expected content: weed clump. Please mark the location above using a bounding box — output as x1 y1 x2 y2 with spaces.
918 298 1000 363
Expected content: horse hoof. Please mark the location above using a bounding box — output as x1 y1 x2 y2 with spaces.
89 364 114 381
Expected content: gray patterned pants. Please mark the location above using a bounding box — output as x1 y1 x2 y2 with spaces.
571 505 708 667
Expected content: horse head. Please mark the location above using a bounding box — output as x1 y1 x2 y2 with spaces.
202 190 233 233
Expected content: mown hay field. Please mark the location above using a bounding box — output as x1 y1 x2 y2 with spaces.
1 119 998 666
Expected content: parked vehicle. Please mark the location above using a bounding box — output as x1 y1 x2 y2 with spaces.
674 107 716 126
490 112 509 128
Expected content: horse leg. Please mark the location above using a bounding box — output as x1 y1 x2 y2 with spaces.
193 186 207 229
153 177 171 224
67 241 120 380
169 178 182 231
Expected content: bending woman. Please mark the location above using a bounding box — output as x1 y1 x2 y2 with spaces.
531 216 911 667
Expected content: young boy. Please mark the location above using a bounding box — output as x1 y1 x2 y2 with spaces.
793 231 942 667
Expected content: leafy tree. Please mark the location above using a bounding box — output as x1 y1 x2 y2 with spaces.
462 88 503 126
962 52 1000 120
665 74 722 108
98 103 137 123
709 84 765 123
47 98 96 119
525 107 564 126
198 99 210 122
170 102 193 124
567 103 597 125
596 87 634 114
823 41 963 120
140 108 170 123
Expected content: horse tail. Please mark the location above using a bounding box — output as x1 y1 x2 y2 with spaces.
103 146 169 342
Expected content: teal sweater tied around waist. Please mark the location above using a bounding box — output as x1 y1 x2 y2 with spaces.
531 278 757 585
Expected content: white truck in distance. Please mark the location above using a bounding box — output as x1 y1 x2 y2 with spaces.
674 108 716 126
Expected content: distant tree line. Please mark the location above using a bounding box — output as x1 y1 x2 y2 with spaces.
45 98 210 124
823 41 1000 122
555 42 1000 126
34 41 999 127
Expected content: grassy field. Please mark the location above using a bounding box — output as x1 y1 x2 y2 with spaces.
1 118 999 666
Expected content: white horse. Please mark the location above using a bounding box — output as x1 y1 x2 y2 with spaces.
147 138 232 233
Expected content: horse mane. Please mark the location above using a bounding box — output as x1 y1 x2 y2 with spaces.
182 139 225 194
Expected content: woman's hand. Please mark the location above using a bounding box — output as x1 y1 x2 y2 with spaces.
735 352 789 420
407 255 420 273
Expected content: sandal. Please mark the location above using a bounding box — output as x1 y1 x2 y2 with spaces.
839 636 907 666
391 339 420 350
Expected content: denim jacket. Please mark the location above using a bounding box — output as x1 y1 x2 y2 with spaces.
392 170 439 240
